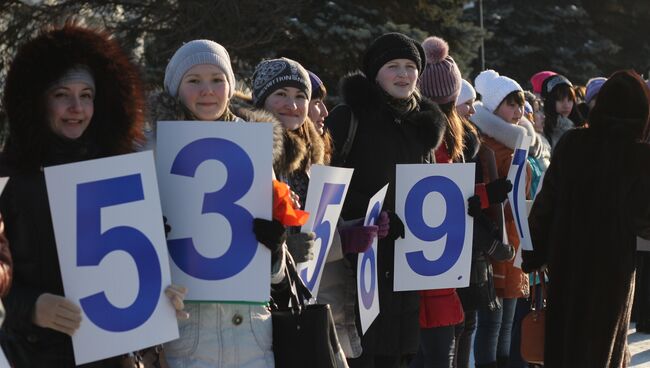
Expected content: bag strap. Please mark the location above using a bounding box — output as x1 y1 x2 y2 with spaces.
336 104 358 165
530 270 547 311
282 251 313 313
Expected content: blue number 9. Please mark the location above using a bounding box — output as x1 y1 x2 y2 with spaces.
77 174 161 332
404 176 465 276
299 183 345 291
359 201 380 309
167 138 257 280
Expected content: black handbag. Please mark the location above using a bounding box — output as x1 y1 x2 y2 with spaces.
271 253 347 368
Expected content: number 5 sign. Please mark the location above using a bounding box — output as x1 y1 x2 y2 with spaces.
507 135 533 251
156 121 273 302
298 165 353 298
394 164 475 291
45 151 178 365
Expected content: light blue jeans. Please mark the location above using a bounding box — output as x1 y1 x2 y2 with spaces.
473 297 517 364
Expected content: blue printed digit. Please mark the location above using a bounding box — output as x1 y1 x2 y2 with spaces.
511 149 527 237
167 138 257 280
360 201 380 309
404 176 465 276
77 174 161 332
299 183 346 291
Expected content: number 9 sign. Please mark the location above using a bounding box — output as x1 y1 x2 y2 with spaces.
393 163 475 292
156 121 274 302
45 151 178 365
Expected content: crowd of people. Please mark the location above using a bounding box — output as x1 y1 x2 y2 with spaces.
0 19 649 368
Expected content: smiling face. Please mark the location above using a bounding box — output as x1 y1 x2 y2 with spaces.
375 58 419 99
263 87 309 131
456 98 476 119
46 81 94 140
308 98 329 135
178 64 230 121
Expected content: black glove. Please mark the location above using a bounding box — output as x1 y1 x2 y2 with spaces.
385 211 405 241
163 216 171 239
467 195 482 218
286 232 316 263
253 219 286 263
486 178 513 205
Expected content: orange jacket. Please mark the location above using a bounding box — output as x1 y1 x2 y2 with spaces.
481 135 530 299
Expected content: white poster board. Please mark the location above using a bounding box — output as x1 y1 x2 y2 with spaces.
45 151 178 365
357 184 388 334
298 165 353 298
507 135 533 251
394 163 475 291
156 121 273 302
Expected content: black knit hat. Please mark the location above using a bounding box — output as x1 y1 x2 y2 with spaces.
362 32 426 81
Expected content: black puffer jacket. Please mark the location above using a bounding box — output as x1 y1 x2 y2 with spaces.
325 72 446 356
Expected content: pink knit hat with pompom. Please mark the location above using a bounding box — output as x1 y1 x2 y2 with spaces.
418 36 462 104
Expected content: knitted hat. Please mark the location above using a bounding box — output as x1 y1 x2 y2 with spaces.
530 70 557 94
541 74 573 99
252 57 311 107
474 70 523 112
362 32 426 81
585 77 607 104
419 36 462 104
308 70 326 99
455 79 477 107
164 40 235 99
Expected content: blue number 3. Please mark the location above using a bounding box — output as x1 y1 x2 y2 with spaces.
404 176 465 276
167 138 257 280
77 174 161 332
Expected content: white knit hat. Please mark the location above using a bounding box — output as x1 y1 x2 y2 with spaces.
474 70 522 112
164 39 236 98
455 79 476 106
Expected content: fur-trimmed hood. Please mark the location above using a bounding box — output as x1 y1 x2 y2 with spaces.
471 101 550 167
338 72 447 154
2 21 144 170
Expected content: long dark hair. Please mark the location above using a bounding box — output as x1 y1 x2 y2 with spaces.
542 83 577 146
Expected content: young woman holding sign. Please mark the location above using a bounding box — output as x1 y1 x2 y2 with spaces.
0 21 186 367
326 32 448 368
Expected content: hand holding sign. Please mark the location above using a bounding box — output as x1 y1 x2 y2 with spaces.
33 293 82 336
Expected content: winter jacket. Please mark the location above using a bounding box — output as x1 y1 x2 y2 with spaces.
547 116 575 152
0 23 144 368
470 102 531 299
525 125 650 367
325 72 446 356
147 90 288 368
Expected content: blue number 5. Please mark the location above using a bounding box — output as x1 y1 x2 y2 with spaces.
77 174 161 332
300 183 346 291
167 138 257 280
404 176 465 276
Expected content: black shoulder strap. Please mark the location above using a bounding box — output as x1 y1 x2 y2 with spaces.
338 104 358 165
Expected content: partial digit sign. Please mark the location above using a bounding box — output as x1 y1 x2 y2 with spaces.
298 165 353 298
45 151 178 365
156 121 273 302
394 163 475 291
507 135 533 251
358 184 388 334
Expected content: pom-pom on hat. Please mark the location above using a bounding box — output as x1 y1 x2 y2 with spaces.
164 39 236 98
455 79 477 107
474 70 523 112
362 32 426 82
530 70 557 94
419 36 462 104
585 77 607 104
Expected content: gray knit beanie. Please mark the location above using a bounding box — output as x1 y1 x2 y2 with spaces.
252 57 311 107
164 39 235 98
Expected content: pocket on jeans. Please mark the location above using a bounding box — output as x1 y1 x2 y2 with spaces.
249 306 272 352
164 303 200 358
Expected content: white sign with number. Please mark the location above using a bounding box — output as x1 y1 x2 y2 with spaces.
298 165 353 298
507 135 533 251
156 121 273 302
45 151 178 365
358 184 388 334
394 164 475 291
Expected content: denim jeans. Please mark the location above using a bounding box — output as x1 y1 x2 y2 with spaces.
410 325 457 368
474 297 517 364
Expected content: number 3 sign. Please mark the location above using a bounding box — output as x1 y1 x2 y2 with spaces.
45 151 178 365
156 121 273 302
394 163 475 291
